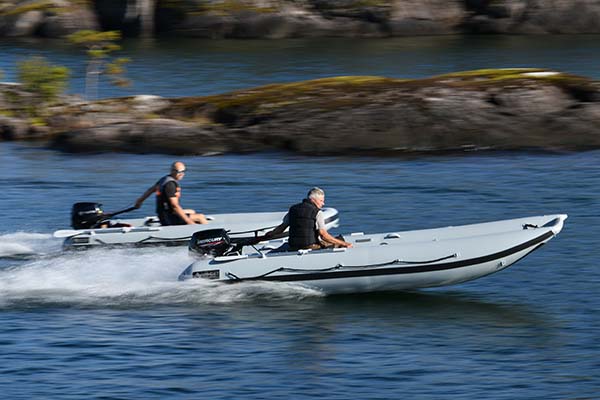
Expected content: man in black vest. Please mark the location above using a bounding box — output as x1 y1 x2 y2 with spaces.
134 161 208 225
264 187 352 251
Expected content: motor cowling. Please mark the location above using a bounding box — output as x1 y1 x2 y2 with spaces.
71 202 105 229
189 229 232 258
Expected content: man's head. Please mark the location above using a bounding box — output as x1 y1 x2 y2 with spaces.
170 161 186 180
307 187 325 209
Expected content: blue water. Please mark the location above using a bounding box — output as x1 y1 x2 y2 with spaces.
0 142 598 399
2 34 600 398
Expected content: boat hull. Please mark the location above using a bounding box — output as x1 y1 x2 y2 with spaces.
179 214 566 294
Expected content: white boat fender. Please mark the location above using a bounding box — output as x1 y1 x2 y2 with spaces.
53 230 84 238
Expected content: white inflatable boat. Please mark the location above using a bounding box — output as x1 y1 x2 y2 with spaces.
54 203 340 250
179 214 567 294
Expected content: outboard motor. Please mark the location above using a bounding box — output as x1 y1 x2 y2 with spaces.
71 202 106 229
189 229 232 258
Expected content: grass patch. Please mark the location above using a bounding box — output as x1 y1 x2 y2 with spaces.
46 69 593 126
188 76 404 109
1 0 54 16
194 0 278 16
163 69 595 122
29 116 46 126
0 109 16 117
317 0 390 9
433 68 589 83
0 0 91 16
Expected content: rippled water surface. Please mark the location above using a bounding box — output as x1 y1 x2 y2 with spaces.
0 143 598 399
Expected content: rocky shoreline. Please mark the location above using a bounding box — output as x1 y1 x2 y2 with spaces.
2 1 600 39
2 69 600 156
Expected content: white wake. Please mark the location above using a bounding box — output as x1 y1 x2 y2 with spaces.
0 245 322 308
0 232 60 258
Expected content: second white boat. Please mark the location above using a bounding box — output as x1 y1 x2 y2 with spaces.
54 203 340 250
179 214 567 294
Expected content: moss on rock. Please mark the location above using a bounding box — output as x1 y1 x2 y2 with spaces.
0 0 54 16
165 69 594 117
194 0 279 16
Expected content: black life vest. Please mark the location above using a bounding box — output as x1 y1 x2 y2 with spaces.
288 199 320 250
155 175 180 215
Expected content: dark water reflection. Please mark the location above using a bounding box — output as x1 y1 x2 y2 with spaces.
2 35 600 98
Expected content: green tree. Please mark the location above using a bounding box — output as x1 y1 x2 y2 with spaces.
67 30 131 100
17 56 70 117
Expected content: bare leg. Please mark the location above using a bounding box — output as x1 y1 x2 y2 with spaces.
189 213 208 224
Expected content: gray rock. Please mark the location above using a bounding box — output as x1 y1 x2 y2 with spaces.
4 0 600 38
52 119 228 155
389 0 463 35
0 116 29 140
37 6 99 37
0 0 98 38
130 95 170 114
10 10 43 37
4 69 599 156
463 0 600 34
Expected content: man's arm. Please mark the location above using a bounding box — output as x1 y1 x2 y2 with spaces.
134 184 157 209
258 213 289 241
315 211 352 247
168 196 195 225
318 228 353 248
261 223 288 241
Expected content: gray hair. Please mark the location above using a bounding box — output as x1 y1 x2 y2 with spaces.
307 187 325 199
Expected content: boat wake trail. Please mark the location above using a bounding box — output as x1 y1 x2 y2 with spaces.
0 232 60 259
0 246 322 309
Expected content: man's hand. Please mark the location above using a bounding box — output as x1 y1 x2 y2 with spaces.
319 229 353 248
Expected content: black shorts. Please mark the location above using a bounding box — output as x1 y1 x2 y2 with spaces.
158 211 186 226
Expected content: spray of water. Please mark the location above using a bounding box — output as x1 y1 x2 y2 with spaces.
0 232 60 259
0 241 323 309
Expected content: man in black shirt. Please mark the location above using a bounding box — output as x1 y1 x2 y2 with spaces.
263 187 352 251
134 161 208 225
